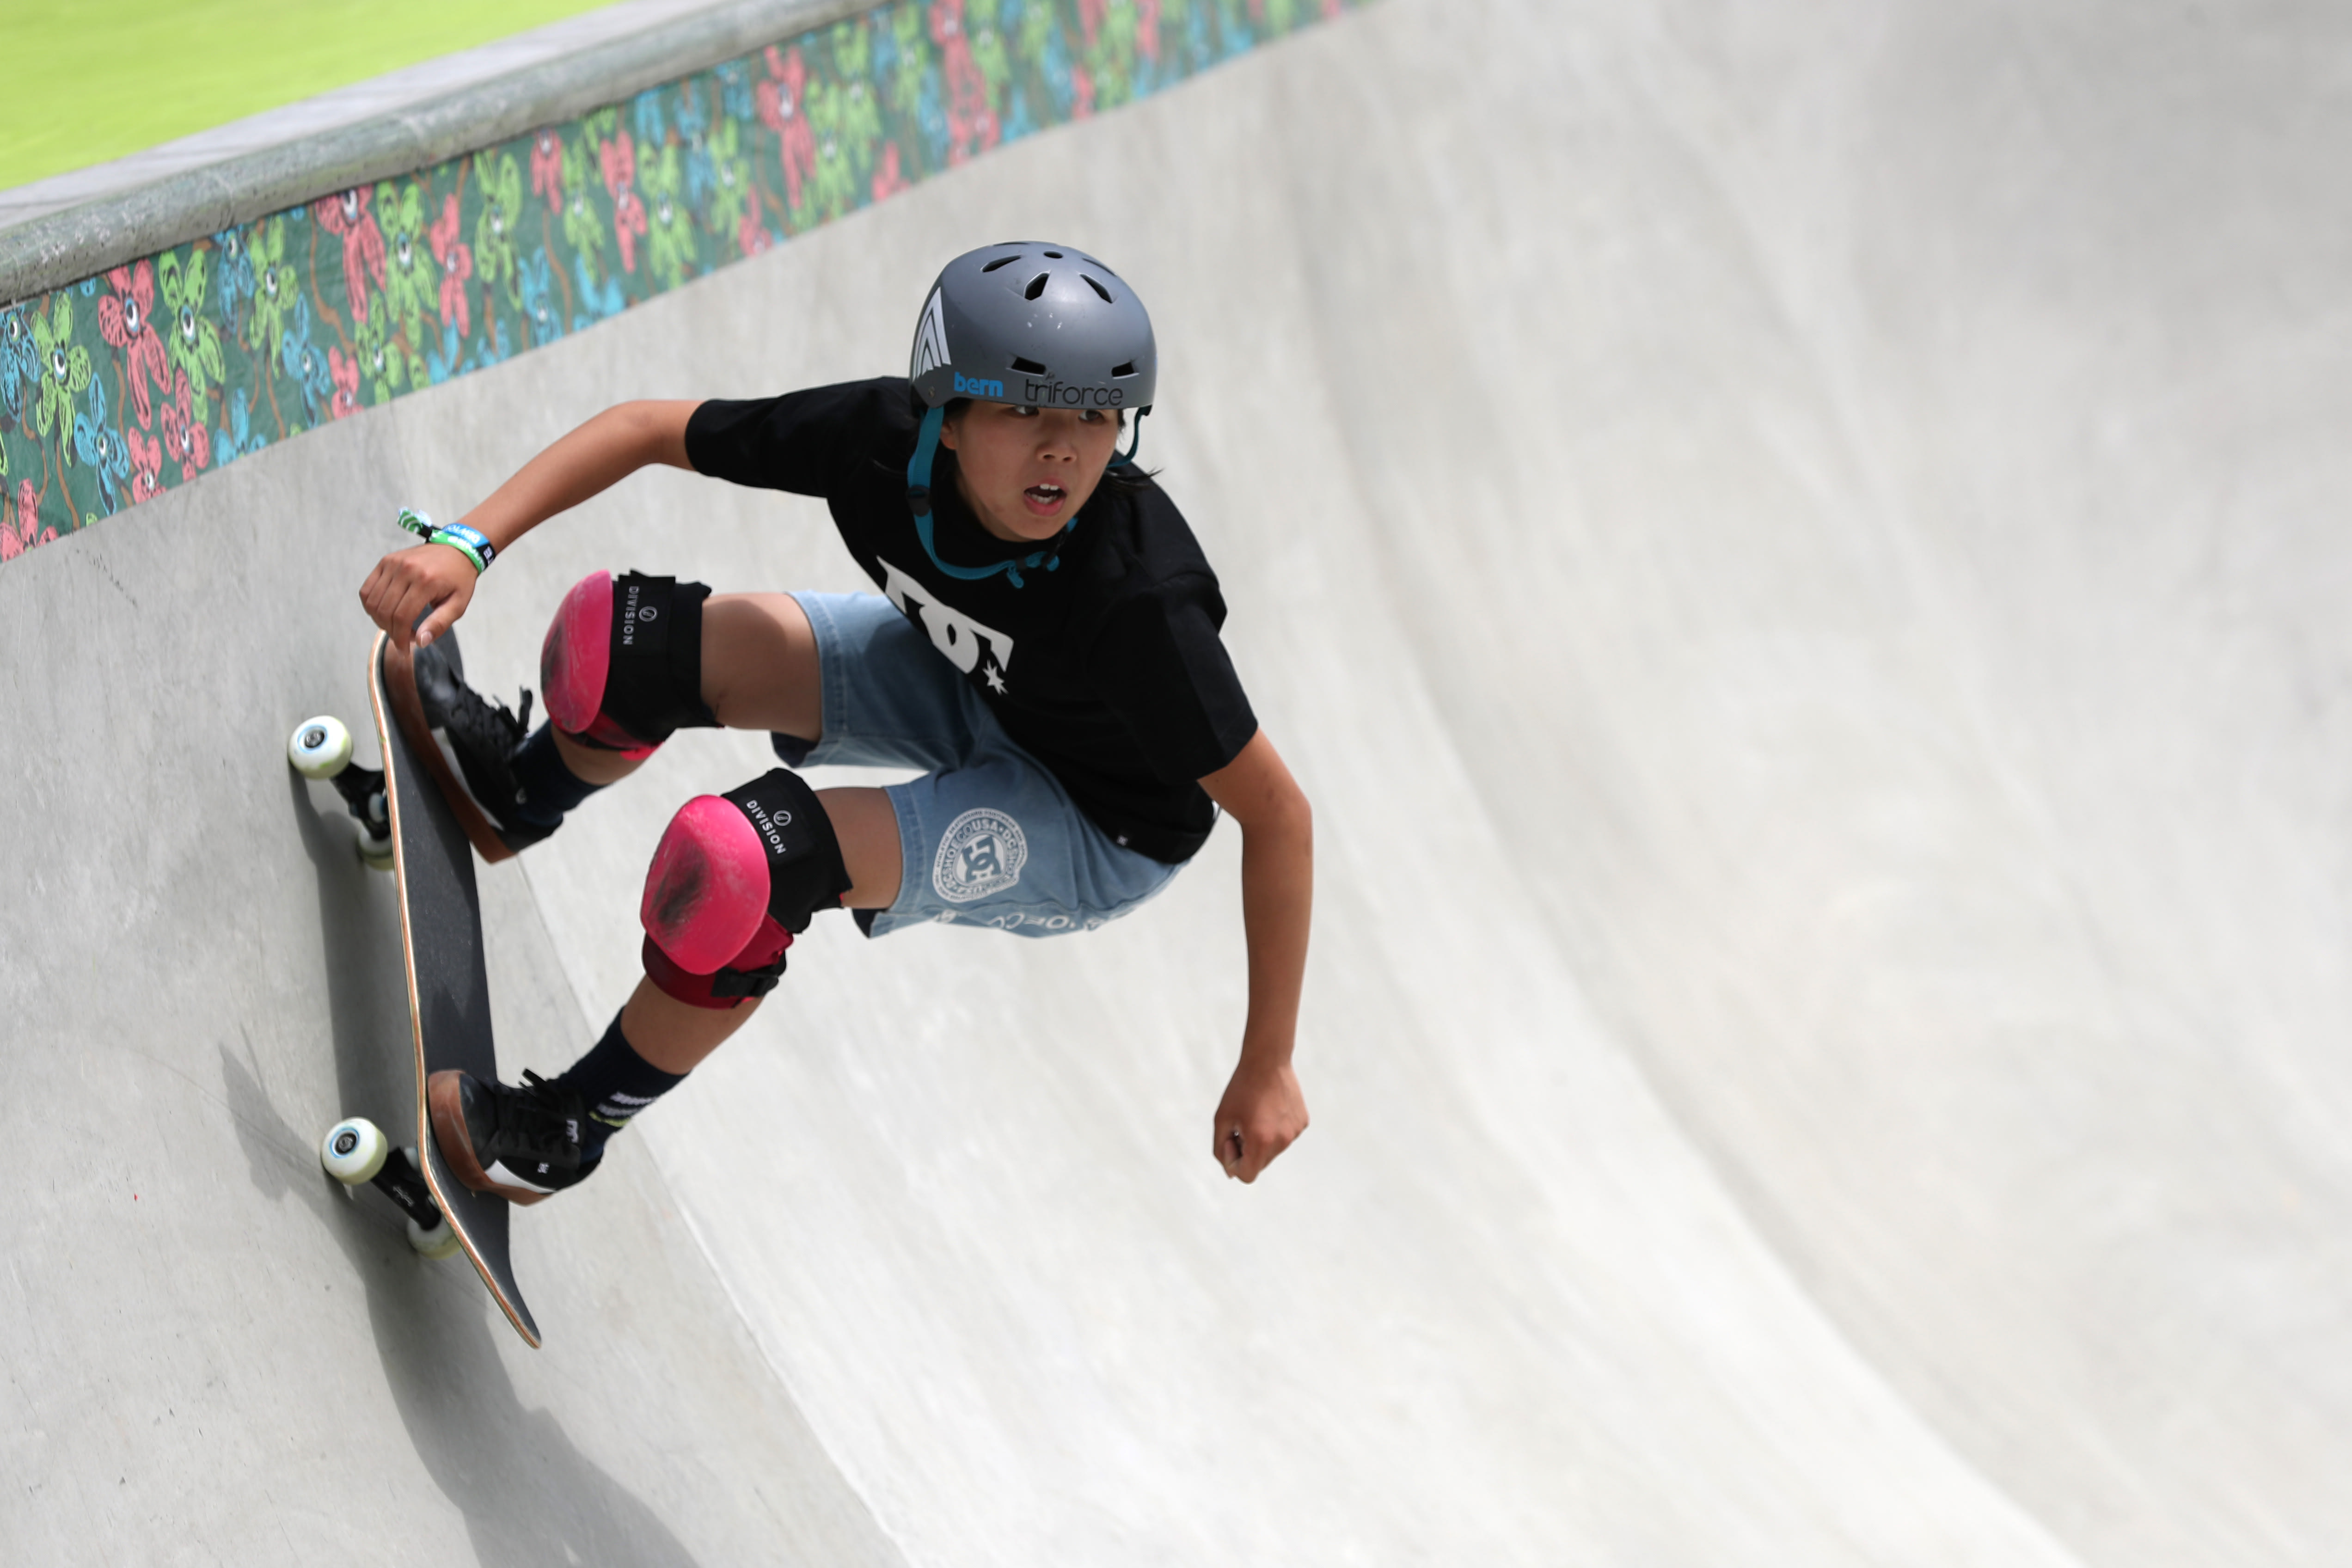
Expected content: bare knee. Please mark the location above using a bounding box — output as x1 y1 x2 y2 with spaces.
701 593 821 738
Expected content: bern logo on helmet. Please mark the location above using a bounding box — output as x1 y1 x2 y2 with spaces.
953 371 1006 398
911 287 951 380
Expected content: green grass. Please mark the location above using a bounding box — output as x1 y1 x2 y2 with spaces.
5 0 628 190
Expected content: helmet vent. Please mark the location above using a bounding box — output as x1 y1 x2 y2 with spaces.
1111 361 1137 378
1079 274 1114 303
1043 250 1065 258
980 254 1021 273
1023 273 1050 300
1011 356 1047 374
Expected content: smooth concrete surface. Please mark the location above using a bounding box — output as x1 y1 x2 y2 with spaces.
6 1 2348 1562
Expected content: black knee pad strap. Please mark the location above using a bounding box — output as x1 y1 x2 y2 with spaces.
603 572 719 747
722 767 854 935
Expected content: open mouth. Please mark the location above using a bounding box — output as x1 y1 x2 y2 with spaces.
1022 483 1068 516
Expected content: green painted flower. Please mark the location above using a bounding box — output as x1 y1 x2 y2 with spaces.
1088 1 1143 110
156 246 225 425
1017 0 1057 67
705 114 753 239
32 296 94 449
968 0 1013 101
473 150 526 306
351 290 410 405
559 135 611 285
377 182 436 338
824 20 885 193
887 7 930 118
242 219 296 362
640 140 701 292
805 73 878 221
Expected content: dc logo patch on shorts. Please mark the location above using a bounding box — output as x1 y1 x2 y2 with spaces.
933 807 1027 904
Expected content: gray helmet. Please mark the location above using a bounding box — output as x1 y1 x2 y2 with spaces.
908 241 1157 415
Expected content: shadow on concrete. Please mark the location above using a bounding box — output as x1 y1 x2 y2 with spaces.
222 774 702 1566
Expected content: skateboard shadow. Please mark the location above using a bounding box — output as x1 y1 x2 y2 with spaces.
271 774 704 1565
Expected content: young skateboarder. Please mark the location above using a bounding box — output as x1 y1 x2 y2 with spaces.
358 242 1312 1198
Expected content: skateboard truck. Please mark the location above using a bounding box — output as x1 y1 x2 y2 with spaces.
319 1118 464 1258
288 715 393 869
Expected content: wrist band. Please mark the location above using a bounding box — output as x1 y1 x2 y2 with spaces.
393 507 495 574
430 531 488 574
431 521 496 571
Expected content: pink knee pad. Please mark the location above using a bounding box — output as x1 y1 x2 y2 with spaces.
641 796 772 974
540 570 716 759
637 772 850 1009
542 571 624 746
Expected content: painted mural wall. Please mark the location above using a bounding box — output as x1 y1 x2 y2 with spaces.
0 0 1360 563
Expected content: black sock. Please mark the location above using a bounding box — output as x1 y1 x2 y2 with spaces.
510 723 601 829
549 1012 686 1164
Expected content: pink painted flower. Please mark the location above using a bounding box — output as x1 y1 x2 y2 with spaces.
312 188 386 324
871 141 909 204
126 427 165 505
429 194 474 333
1079 0 1106 46
756 46 817 211
737 189 772 258
329 346 362 419
1071 63 1096 120
97 261 167 429
159 368 211 481
1 480 55 560
930 1 1000 161
600 133 649 272
530 129 565 212
1139 0 1161 59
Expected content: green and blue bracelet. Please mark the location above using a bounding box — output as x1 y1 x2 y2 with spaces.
396 507 496 574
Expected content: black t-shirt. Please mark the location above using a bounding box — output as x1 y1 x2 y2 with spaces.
685 378 1258 863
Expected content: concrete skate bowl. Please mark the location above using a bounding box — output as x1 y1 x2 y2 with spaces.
5 0 2350 1562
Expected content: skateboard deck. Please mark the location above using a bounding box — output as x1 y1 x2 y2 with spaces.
367 629 540 1346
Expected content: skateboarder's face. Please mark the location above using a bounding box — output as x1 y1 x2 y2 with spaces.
940 401 1123 545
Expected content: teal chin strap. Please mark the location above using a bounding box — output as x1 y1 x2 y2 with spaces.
905 403 1071 588
1109 406 1148 468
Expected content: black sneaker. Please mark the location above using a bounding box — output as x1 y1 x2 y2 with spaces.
411 634 553 852
428 1068 597 1205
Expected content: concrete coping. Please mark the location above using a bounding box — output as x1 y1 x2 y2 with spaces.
0 0 876 305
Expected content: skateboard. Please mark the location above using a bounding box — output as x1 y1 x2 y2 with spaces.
288 630 540 1347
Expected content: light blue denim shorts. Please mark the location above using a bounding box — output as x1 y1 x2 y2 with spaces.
776 592 1185 939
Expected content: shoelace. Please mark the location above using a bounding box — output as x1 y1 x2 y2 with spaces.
496 1070 579 1155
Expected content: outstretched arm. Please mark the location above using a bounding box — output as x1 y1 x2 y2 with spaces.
359 399 700 649
1199 727 1313 1183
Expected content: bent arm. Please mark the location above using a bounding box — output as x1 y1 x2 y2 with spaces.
361 399 699 647
459 398 700 553
1199 727 1314 1182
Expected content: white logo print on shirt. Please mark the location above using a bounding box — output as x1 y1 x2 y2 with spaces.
881 557 1016 692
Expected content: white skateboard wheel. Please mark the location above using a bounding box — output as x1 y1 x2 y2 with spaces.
401 1147 465 1258
288 716 353 779
320 1117 389 1184
357 823 395 871
408 1213 464 1259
